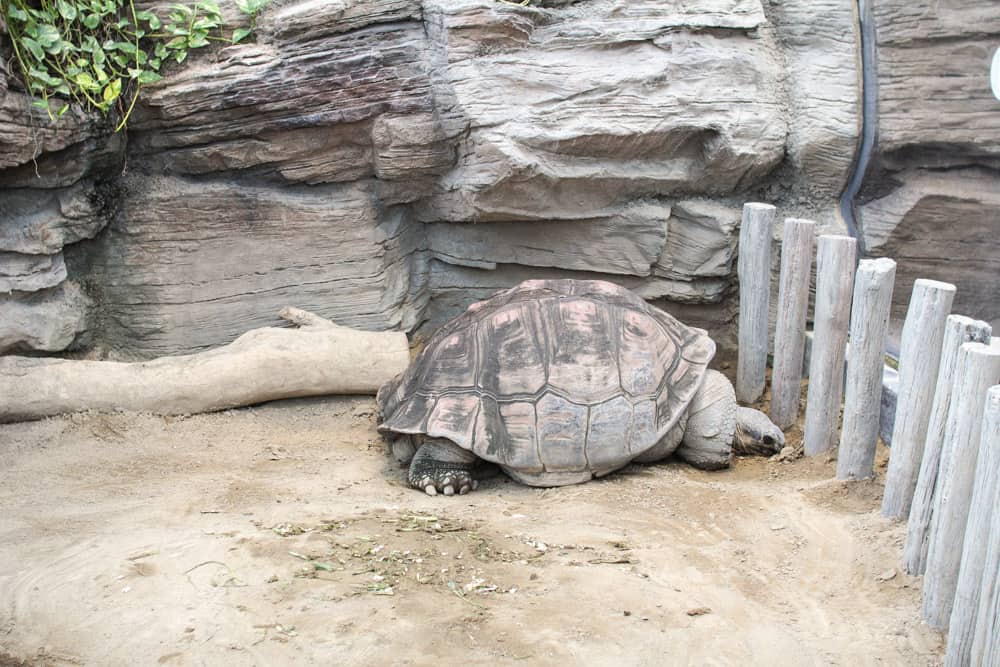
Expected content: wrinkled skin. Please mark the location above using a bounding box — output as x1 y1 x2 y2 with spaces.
734 407 785 456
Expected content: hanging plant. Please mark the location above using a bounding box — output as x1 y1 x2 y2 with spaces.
1 0 269 130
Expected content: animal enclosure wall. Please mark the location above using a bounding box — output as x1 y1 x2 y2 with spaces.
0 0 997 359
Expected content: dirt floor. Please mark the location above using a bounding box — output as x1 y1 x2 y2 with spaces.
0 396 944 666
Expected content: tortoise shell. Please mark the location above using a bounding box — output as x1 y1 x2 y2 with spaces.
377 279 715 474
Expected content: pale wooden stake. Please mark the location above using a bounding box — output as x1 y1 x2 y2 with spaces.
769 218 816 429
903 316 992 575
881 279 956 519
948 385 1000 666
802 235 856 456
836 258 896 480
923 340 1000 630
736 203 778 404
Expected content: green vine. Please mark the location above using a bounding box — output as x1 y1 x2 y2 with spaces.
1 0 269 130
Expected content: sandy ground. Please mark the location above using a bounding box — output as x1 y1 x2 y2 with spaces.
0 396 944 666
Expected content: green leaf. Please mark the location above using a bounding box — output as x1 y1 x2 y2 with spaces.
102 78 122 102
56 0 78 21
112 41 137 54
57 103 71 117
149 57 162 69
83 13 100 28
8 5 29 21
231 27 251 44
22 37 45 61
188 33 208 48
154 42 168 58
28 68 63 87
36 24 61 48
166 36 186 49
137 70 162 84
74 72 99 90
174 49 187 64
32 99 50 110
112 53 128 67
92 46 106 66
193 17 220 31
94 65 108 82
44 39 69 56
169 4 193 16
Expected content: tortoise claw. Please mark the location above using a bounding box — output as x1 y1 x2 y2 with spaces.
443 485 455 496
424 485 437 496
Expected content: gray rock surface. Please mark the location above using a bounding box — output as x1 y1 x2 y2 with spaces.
76 176 426 357
860 170 1000 327
0 282 90 354
860 1 1000 330
0 0 872 358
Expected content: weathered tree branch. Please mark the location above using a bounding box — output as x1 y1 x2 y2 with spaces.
0 309 410 423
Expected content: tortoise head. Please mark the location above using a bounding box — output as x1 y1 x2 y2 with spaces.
734 407 785 456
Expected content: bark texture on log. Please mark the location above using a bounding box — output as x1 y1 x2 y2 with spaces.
0 309 410 423
803 235 856 456
923 340 1000 630
904 316 992 575
736 202 778 404
948 385 1000 667
837 258 896 481
770 218 815 429
882 279 955 520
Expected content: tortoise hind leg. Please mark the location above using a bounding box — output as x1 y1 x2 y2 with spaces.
409 437 480 496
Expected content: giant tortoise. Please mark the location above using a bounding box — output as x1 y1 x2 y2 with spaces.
377 279 784 495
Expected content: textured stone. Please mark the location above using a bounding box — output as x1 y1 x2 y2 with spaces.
426 202 668 277
416 0 786 222
860 169 1000 328
3 0 877 359
130 21 433 158
770 0 860 197
0 92 101 170
655 200 741 280
858 0 1000 331
0 251 67 293
872 1 1000 167
75 176 426 357
0 181 110 255
0 282 90 353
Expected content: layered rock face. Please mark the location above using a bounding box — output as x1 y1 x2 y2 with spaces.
2 0 864 357
859 1 1000 329
0 49 123 352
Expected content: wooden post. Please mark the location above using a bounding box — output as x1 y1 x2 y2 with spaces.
903 316 992 574
881 279 956 520
802 235 857 456
948 385 1000 666
769 218 816 429
836 258 896 480
923 340 1000 630
736 203 778 404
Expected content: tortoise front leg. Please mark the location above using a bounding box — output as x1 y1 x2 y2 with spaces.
409 437 480 496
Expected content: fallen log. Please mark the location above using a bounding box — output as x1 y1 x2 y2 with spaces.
0 308 410 423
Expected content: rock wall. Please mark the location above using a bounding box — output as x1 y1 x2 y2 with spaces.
858 0 1000 330
2 0 865 357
